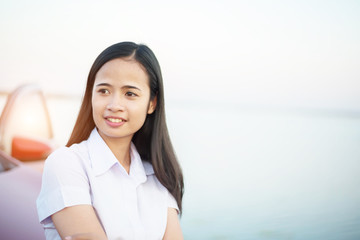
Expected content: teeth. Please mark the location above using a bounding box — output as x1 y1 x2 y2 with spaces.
107 118 123 123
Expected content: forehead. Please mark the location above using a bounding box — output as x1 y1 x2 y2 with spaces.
94 58 149 85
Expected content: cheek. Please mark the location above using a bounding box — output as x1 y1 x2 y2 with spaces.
131 101 150 121
91 97 103 118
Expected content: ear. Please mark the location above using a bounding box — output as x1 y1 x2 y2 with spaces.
147 95 157 114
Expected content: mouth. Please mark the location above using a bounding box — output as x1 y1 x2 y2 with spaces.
105 117 126 123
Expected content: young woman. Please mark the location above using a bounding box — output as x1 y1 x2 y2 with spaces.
37 42 184 240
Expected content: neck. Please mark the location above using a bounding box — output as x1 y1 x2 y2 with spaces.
99 133 132 174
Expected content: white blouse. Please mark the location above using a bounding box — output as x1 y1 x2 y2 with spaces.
36 128 178 240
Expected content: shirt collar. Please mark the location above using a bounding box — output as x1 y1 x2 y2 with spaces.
87 128 154 183
142 160 155 175
88 128 118 176
129 143 154 176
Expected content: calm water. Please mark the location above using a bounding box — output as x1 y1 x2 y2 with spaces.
166 102 360 240
2 96 360 240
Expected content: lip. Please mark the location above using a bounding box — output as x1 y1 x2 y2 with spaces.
104 116 126 128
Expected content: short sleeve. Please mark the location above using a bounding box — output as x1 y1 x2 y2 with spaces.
36 147 91 224
167 192 179 214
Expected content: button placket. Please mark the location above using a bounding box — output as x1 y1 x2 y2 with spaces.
123 176 145 239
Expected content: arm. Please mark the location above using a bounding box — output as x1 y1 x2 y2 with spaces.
163 208 183 240
51 204 107 240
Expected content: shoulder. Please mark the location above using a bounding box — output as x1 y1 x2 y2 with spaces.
43 141 90 174
141 161 180 212
37 143 93 225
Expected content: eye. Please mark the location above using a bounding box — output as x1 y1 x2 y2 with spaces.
125 92 138 97
98 89 110 95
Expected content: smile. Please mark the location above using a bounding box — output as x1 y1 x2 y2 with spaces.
107 117 123 123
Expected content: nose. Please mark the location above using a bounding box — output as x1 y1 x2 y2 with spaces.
106 95 125 112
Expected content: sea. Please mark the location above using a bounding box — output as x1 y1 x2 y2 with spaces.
167 101 360 240
1 96 360 240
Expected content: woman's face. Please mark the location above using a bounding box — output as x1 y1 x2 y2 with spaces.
92 58 156 145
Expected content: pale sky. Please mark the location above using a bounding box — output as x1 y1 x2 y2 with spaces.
0 0 359 111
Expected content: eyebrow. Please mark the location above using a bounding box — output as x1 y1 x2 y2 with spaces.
95 83 141 91
95 83 111 88
122 85 141 91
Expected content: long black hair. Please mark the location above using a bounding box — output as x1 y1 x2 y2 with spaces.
67 42 184 213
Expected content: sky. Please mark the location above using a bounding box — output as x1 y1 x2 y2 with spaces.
0 0 359 112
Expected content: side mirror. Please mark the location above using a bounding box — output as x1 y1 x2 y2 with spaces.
11 136 53 161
